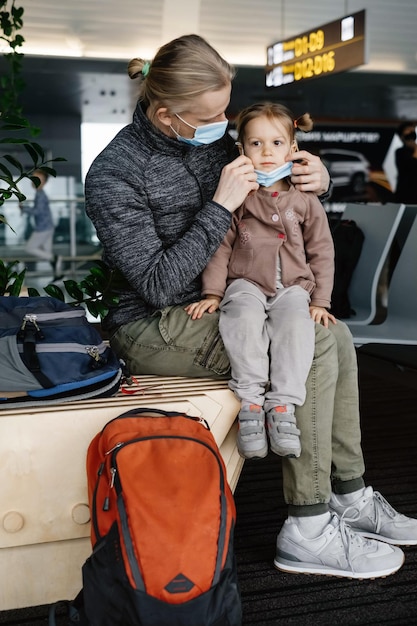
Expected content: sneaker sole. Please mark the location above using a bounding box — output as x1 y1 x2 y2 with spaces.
273 555 404 580
237 445 268 460
270 444 301 458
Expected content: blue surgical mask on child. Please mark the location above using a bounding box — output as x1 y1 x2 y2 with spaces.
254 161 293 187
171 114 228 146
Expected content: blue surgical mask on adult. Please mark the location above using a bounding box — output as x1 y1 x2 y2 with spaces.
254 161 293 187
172 114 228 146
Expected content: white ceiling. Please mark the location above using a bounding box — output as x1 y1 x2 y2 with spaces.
17 0 417 72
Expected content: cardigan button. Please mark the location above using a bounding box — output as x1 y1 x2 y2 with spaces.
272 214 279 222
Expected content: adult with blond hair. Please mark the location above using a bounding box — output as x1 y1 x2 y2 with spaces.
85 34 417 581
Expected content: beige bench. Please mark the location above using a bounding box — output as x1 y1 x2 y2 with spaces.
0 376 242 610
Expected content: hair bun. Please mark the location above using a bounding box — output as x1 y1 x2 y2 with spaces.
128 58 147 80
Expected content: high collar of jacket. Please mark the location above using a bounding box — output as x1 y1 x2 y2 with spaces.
132 100 236 158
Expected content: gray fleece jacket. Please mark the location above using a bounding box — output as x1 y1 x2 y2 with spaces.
85 101 236 331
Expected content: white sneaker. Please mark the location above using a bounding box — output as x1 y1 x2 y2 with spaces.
274 513 404 579
330 486 417 546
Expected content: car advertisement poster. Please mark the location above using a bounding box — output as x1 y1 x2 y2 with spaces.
296 124 401 208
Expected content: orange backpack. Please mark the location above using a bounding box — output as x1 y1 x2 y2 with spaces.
77 407 242 625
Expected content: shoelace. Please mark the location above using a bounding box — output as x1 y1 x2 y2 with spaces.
372 491 400 531
341 489 399 534
336 511 374 574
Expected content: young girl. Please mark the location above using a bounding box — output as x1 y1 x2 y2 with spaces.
186 102 336 460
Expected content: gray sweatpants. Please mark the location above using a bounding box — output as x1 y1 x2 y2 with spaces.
219 279 314 411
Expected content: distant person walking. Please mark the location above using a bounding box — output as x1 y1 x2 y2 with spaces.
21 169 63 280
394 121 417 204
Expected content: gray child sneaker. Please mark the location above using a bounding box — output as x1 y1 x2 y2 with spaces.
266 405 301 458
237 404 268 459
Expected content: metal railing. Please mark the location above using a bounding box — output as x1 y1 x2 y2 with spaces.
0 197 101 279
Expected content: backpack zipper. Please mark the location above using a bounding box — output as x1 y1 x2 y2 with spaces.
17 342 108 354
21 309 85 322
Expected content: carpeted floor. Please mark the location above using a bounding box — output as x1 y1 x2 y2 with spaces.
1 350 417 625
234 350 417 626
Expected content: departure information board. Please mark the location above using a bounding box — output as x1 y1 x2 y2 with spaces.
266 10 366 87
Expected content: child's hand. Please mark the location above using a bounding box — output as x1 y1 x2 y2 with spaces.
309 305 337 328
185 296 221 320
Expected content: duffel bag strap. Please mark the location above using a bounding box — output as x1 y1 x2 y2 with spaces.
20 324 54 388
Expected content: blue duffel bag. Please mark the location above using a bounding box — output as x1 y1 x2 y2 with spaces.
0 296 122 408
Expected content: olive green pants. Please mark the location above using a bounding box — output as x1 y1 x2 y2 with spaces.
111 305 365 512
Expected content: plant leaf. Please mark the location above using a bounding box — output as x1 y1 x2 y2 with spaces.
8 270 25 296
79 279 97 298
23 142 40 163
31 142 45 158
89 265 106 279
27 287 41 297
0 162 13 177
85 300 100 318
38 165 57 177
3 153 23 171
43 284 65 300
0 137 30 144
63 279 84 301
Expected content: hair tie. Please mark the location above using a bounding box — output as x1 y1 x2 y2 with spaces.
141 61 151 77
